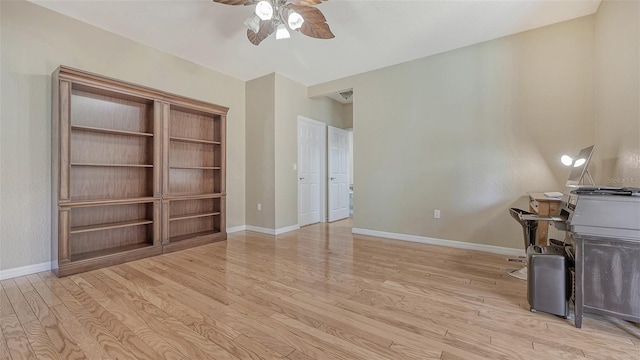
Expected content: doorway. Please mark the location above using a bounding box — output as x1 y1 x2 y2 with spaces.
328 126 350 222
297 116 326 227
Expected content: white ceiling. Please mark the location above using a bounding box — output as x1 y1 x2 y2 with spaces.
31 0 600 86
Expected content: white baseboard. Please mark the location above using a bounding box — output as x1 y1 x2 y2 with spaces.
0 261 51 281
227 225 246 233
352 228 524 257
245 225 276 235
275 224 300 235
244 224 300 236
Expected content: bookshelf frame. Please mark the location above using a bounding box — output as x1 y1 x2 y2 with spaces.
51 65 228 276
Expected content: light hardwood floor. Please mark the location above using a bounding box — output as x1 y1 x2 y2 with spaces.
1 219 638 359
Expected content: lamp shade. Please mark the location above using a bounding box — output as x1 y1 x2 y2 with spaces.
255 1 273 21
276 24 290 39
288 12 304 30
244 15 260 33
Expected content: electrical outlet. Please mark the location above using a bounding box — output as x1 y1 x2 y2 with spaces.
257 203 261 211
434 209 440 219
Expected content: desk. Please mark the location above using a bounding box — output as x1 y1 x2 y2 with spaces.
528 193 561 246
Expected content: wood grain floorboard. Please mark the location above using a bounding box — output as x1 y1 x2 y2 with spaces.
0 280 38 325
22 290 85 360
0 314 24 341
57 277 163 360
25 274 62 308
11 278 35 297
84 271 239 360
20 320 63 360
39 274 145 359
91 269 271 360
224 303 360 360
46 303 113 360
69 273 188 360
2 219 638 359
0 339 9 360
5 334 37 360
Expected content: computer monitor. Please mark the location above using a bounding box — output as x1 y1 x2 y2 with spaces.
566 145 595 187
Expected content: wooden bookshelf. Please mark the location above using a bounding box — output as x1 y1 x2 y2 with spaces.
162 102 226 254
51 65 228 276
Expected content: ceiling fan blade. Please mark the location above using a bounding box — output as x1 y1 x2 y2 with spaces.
212 0 257 5
289 5 335 39
247 20 276 45
290 0 327 5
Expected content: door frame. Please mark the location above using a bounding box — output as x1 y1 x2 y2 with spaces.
297 115 327 225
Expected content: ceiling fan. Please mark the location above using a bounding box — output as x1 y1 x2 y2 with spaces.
212 0 335 45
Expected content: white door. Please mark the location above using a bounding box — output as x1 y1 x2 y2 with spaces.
328 126 350 222
298 117 325 226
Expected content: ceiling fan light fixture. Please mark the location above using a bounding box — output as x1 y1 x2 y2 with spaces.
276 23 290 39
255 1 273 21
244 14 260 33
287 11 304 30
212 0 335 45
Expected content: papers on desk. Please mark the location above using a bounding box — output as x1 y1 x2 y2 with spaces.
544 191 563 199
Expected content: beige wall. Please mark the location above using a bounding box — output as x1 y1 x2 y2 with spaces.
311 15 597 249
245 74 276 229
0 1 246 271
244 73 346 230
343 103 354 129
274 74 346 228
593 0 640 187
